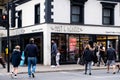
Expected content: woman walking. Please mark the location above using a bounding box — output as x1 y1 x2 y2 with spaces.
11 45 21 78
56 48 61 67
83 44 94 75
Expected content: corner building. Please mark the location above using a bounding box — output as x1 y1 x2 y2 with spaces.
0 0 120 65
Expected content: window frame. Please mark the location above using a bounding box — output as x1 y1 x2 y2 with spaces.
71 3 84 24
102 7 114 25
101 2 117 25
35 3 40 24
18 10 22 28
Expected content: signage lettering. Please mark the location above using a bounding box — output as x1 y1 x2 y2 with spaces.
51 25 83 33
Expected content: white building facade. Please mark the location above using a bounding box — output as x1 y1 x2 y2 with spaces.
0 0 120 65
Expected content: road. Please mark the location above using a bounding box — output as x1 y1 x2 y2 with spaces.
0 69 120 80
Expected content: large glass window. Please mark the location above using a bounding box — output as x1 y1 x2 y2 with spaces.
51 34 120 63
51 34 91 64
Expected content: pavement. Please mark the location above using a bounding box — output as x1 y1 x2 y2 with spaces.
0 64 108 74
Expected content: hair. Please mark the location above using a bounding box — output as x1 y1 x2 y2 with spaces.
15 45 20 49
29 38 34 43
109 44 112 47
85 44 90 49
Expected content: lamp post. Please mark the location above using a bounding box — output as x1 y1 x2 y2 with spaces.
6 0 18 72
6 2 10 73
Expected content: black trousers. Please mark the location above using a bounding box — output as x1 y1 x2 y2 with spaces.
51 54 56 66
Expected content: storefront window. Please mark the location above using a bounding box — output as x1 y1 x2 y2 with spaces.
51 34 92 64
51 34 120 63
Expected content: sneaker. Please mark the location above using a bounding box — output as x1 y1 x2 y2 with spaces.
32 73 35 78
113 72 116 74
57 65 60 67
29 75 31 78
10 72 14 78
107 71 109 73
3 64 6 68
51 65 56 68
14 75 17 79
89 73 92 75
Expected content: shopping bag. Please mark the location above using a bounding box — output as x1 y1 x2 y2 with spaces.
20 51 25 66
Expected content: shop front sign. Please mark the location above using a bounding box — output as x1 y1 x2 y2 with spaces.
50 24 120 35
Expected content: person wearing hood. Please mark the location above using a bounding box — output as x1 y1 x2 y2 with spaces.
11 45 21 78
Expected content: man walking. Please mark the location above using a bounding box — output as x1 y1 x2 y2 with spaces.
106 44 116 74
51 40 58 67
24 38 38 78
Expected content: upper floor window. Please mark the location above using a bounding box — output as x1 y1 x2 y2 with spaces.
71 1 84 24
71 6 80 23
0 9 2 15
101 2 117 25
0 9 2 26
35 4 40 24
103 8 114 25
18 10 22 28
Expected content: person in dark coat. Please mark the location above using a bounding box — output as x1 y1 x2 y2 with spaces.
11 45 21 78
83 44 94 75
51 40 58 67
106 44 116 74
24 38 38 78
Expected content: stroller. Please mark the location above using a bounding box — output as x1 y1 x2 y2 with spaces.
0 55 6 68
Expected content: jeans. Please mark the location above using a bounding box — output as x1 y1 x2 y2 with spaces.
85 61 92 74
28 57 37 76
98 54 106 66
56 55 60 66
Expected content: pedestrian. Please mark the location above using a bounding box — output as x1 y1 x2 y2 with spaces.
97 43 106 66
24 38 38 78
10 45 21 79
0 55 6 68
106 44 116 74
83 44 94 75
92 43 98 66
56 48 60 67
51 40 57 67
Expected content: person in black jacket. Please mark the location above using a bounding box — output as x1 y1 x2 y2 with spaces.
83 44 94 75
11 45 21 78
24 38 38 78
106 44 116 74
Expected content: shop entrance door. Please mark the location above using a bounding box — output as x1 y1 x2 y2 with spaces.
23 34 43 64
34 37 43 64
